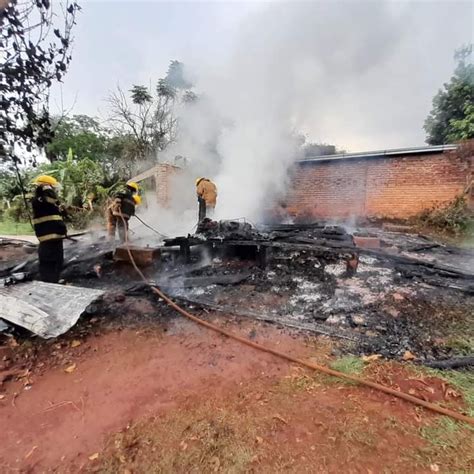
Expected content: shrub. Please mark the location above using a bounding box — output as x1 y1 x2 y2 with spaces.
417 196 472 236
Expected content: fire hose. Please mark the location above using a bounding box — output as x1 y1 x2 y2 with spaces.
133 215 169 239
120 216 474 426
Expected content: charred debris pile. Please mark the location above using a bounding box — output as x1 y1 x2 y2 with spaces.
1 220 473 365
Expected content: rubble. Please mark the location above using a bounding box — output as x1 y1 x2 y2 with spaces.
1 221 472 364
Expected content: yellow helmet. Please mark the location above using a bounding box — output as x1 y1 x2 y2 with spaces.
133 194 142 205
127 181 139 192
33 175 58 187
195 177 204 186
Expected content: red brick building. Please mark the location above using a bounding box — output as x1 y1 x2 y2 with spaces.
285 144 473 220
131 163 181 207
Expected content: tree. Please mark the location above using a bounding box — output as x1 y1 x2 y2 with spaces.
106 60 195 162
46 115 106 162
46 114 139 182
424 45 474 145
0 0 80 166
447 103 474 142
40 153 104 207
102 133 140 181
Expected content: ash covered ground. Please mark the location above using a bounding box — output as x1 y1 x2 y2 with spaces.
164 248 473 362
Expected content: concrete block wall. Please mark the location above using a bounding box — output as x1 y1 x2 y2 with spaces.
285 150 472 219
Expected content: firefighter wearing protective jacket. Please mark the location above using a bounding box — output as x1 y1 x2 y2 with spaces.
196 177 217 222
31 175 68 283
106 181 140 242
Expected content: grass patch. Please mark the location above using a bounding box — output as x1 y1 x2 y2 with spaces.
277 372 325 395
439 370 474 416
407 366 474 471
98 403 258 473
413 416 474 471
0 219 34 235
342 424 377 447
420 417 464 449
330 356 365 376
444 336 474 356
415 366 474 417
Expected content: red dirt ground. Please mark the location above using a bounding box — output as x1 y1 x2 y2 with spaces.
0 313 471 472
0 317 317 471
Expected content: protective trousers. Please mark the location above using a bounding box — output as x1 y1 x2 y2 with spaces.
107 209 129 243
198 197 206 223
38 239 64 283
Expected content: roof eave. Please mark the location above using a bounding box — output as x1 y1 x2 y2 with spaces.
299 144 458 164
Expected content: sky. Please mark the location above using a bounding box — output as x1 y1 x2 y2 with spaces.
51 0 473 152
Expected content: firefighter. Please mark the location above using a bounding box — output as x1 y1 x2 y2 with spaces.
196 177 217 222
31 175 68 283
106 181 140 242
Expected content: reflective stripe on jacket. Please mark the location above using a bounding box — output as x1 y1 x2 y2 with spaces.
32 185 67 242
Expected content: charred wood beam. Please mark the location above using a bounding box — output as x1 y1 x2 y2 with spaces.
423 356 474 370
261 223 342 232
361 249 474 280
162 272 251 288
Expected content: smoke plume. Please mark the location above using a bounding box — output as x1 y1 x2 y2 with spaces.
150 1 471 228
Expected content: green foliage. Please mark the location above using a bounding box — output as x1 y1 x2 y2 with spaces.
3 196 32 223
424 45 474 145
0 0 80 167
45 114 139 183
417 195 472 236
0 219 34 236
156 79 176 99
0 169 24 202
330 356 365 376
165 60 192 90
40 155 105 207
46 115 107 162
420 416 474 454
448 103 474 142
415 365 474 417
130 85 153 105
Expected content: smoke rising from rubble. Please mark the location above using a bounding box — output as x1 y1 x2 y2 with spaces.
144 1 472 231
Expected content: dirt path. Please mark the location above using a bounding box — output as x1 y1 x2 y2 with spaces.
0 235 37 244
0 313 472 473
0 318 315 471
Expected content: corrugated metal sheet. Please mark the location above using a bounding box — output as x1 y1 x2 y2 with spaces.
299 144 458 163
0 281 104 338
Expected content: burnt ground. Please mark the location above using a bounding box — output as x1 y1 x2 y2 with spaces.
63 223 471 364
22 222 468 364
0 224 473 472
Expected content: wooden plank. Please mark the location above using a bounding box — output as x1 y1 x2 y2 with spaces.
114 245 161 266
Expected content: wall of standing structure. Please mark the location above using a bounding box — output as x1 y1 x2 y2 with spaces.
285 143 473 219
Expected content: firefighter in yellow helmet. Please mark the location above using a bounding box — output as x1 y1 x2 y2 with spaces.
31 175 68 283
195 177 217 223
106 181 140 242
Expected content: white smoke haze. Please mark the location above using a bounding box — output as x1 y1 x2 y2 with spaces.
139 1 471 230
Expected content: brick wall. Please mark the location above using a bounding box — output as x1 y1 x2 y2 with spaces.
154 163 181 207
285 149 472 219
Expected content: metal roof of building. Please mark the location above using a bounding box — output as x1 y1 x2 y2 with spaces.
299 144 458 164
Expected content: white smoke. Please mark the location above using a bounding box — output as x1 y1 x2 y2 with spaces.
150 1 471 226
